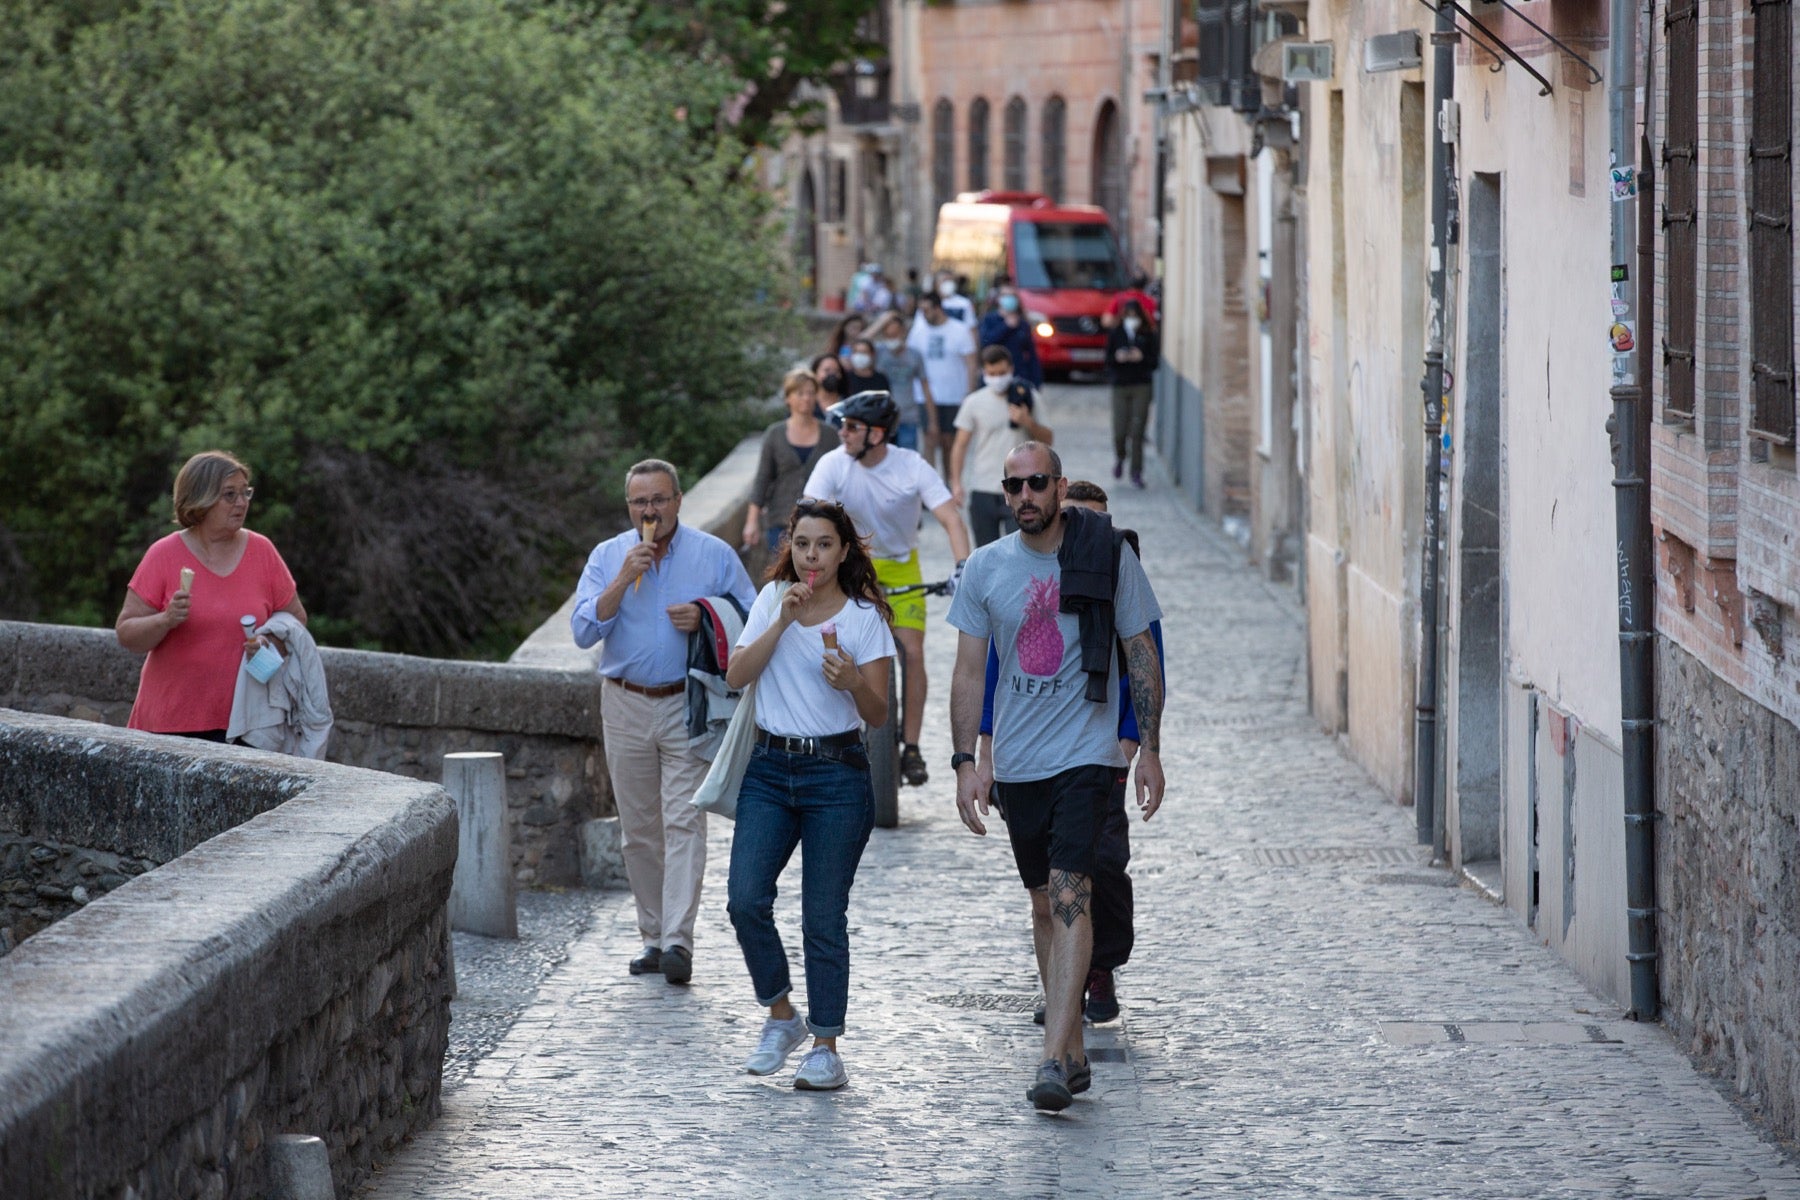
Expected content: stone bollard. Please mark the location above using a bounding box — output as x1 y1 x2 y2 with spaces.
267 1133 334 1200
444 752 518 938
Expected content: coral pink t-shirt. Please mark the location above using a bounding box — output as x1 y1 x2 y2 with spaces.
126 531 298 734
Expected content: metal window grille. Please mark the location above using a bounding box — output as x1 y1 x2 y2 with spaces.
1661 0 1699 423
969 97 991 192
1004 97 1028 191
933 99 955 210
1041 96 1067 202
1748 0 1795 447
1195 0 1228 105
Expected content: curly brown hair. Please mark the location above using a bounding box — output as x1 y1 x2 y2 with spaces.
764 498 895 626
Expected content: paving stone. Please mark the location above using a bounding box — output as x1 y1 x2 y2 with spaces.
361 385 1800 1199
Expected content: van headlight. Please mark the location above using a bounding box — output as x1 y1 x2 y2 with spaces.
1034 321 1055 338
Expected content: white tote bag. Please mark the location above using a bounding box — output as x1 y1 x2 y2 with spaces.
690 582 787 821
691 676 756 821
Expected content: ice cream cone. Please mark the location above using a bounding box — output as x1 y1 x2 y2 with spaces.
635 519 656 592
821 621 838 651
178 567 194 594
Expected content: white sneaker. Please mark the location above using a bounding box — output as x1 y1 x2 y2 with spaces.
792 1044 848 1091
744 1015 808 1076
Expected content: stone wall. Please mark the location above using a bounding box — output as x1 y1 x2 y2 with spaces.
0 620 607 888
1657 635 1800 1143
0 709 457 1199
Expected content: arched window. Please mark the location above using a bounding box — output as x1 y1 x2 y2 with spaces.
1041 96 1067 203
968 96 990 192
1092 99 1124 221
932 98 955 210
1003 97 1028 191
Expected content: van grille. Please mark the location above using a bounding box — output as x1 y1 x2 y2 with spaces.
1051 315 1103 337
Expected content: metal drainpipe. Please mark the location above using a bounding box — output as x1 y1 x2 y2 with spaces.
1609 0 1660 1021
1414 0 1458 847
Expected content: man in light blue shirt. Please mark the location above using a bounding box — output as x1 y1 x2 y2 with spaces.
572 459 756 985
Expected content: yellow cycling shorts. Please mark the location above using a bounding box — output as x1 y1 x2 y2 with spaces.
873 550 926 632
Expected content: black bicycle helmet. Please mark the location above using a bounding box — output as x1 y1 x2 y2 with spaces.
825 389 900 438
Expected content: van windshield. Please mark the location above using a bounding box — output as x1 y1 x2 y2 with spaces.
1012 222 1127 291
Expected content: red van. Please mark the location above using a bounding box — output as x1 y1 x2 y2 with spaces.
930 191 1130 376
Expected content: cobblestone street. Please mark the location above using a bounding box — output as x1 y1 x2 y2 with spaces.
365 385 1800 1198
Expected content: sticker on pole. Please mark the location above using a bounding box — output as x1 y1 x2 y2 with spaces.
1610 166 1638 201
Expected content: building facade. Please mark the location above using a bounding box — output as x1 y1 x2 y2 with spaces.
1153 0 1800 1146
913 0 1166 276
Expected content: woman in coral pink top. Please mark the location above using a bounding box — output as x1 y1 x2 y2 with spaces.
115 451 307 739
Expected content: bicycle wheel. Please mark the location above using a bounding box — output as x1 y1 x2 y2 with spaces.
869 663 901 828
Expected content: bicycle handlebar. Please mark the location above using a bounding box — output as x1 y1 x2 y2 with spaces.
883 580 953 598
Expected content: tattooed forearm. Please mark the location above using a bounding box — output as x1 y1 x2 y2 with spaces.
1125 629 1163 753
1049 869 1091 928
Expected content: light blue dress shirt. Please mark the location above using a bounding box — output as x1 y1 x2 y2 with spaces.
570 524 757 687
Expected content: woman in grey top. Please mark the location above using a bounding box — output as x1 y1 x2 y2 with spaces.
743 369 841 553
871 311 936 452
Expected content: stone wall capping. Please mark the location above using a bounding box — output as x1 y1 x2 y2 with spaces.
0 709 456 1198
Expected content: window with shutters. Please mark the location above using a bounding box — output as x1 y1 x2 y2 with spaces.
1041 96 1067 202
969 97 991 192
1093 100 1125 221
1661 0 1698 423
933 99 955 210
1748 0 1795 448
1004 97 1028 191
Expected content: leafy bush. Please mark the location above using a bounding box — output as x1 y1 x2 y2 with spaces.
0 0 796 654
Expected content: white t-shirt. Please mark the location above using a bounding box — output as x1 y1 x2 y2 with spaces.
907 318 976 411
954 385 1050 497
804 446 953 561
737 584 897 737
941 294 976 325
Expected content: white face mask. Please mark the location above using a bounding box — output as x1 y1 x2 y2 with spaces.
1123 318 1141 336
938 279 957 299
880 338 903 352
986 373 1014 393
850 352 873 371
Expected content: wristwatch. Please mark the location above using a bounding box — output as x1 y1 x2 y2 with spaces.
950 752 977 773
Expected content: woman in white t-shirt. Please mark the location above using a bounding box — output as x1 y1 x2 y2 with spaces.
724 497 897 1091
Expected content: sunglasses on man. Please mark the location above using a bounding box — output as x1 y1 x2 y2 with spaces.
1000 473 1061 496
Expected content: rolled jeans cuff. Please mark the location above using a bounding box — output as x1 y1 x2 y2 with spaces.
807 1018 845 1038
757 984 793 1009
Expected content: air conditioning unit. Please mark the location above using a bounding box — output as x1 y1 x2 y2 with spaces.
1282 42 1334 82
1364 30 1423 73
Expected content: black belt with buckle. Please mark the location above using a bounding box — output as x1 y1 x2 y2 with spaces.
755 728 864 757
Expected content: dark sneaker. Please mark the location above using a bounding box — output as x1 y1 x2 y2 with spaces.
1085 968 1120 1023
629 947 662 976
900 742 929 787
1112 460 1124 480
1131 473 1146 490
1066 1055 1092 1095
661 944 693 985
1027 1058 1073 1112
1032 1002 1046 1026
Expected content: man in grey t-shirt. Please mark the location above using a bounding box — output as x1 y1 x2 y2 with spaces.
946 442 1166 1112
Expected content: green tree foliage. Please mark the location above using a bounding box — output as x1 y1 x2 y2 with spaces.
0 0 798 654
614 0 883 147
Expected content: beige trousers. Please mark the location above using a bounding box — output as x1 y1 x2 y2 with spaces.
601 683 709 951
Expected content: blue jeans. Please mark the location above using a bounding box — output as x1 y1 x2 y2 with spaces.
726 743 874 1037
893 423 920 451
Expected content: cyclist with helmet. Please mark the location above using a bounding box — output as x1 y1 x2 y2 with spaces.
805 390 972 787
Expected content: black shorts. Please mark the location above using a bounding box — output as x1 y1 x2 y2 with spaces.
934 403 961 434
995 764 1115 889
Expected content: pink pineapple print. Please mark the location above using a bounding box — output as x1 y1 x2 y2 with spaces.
1017 575 1065 676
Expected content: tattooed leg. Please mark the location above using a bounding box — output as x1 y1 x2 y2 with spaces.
1043 870 1093 1063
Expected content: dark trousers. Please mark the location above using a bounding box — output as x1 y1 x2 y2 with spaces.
1111 382 1154 477
1091 770 1135 972
968 490 1018 547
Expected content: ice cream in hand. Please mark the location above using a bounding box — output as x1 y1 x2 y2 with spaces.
635 519 656 591
178 567 194 593
821 621 838 651
807 570 819 589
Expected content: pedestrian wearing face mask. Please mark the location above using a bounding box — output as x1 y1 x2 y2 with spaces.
907 294 978 481
934 271 976 326
871 312 936 452
978 277 1044 389
1104 301 1159 488
951 346 1054 546
811 353 848 413
842 338 891 403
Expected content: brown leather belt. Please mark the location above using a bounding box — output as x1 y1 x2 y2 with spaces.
606 677 686 699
